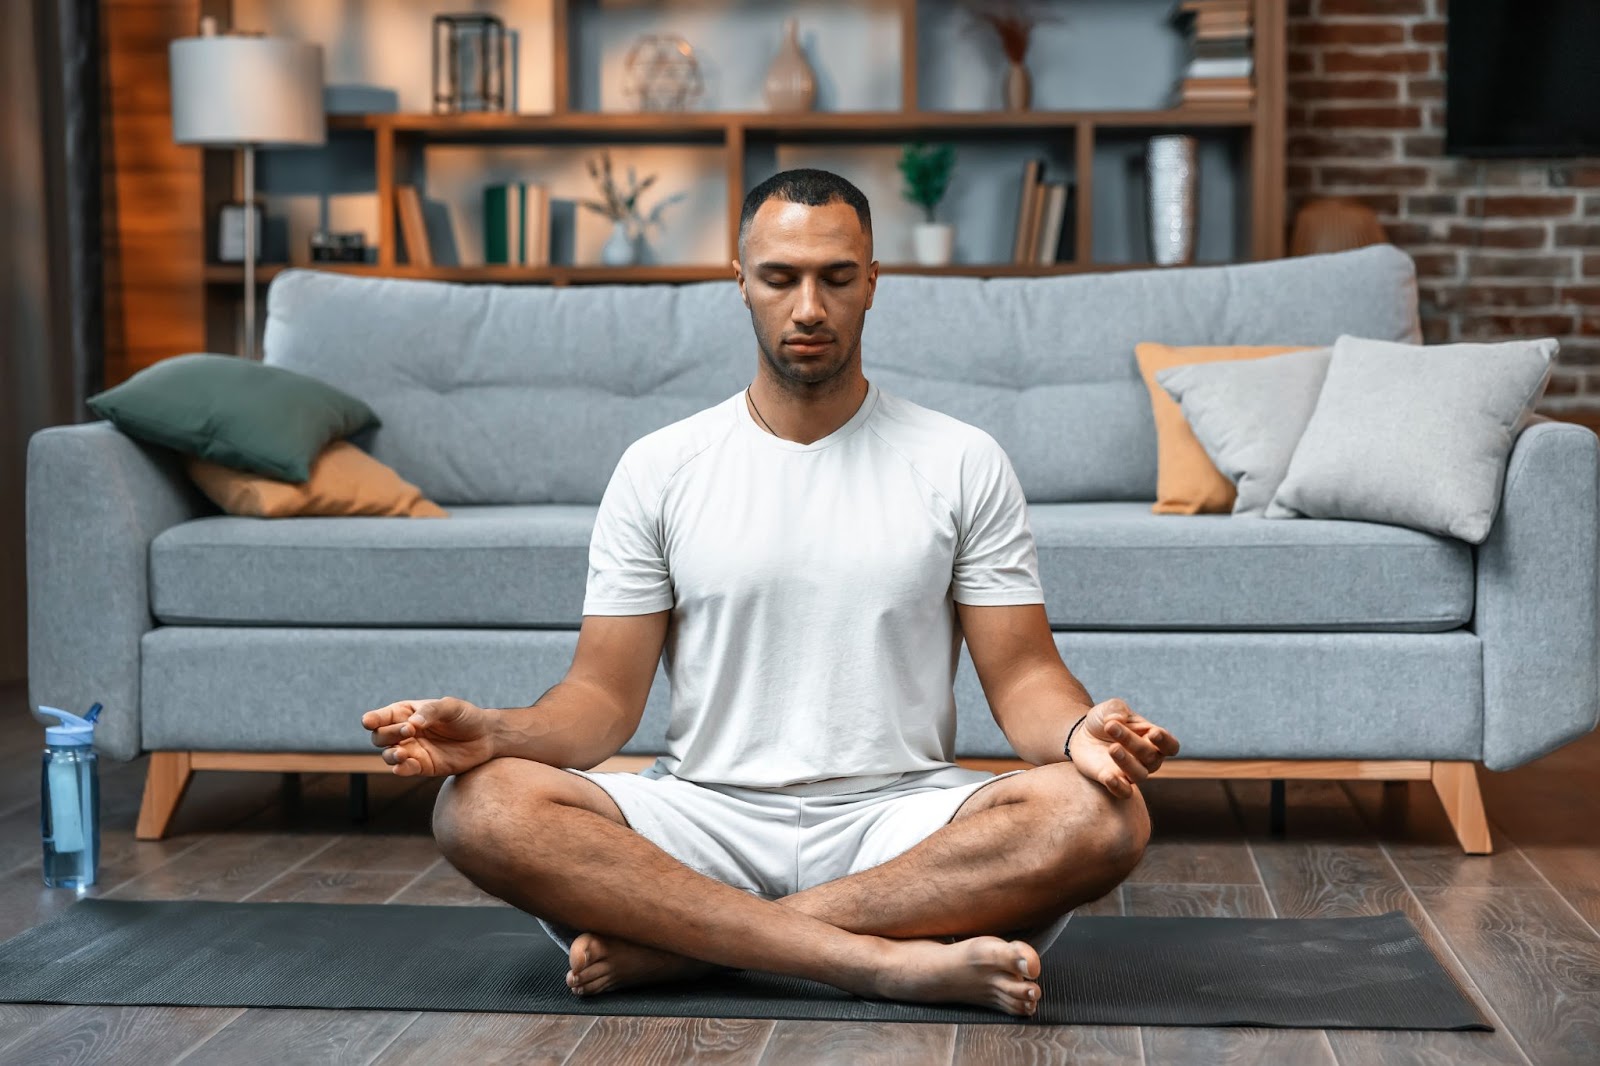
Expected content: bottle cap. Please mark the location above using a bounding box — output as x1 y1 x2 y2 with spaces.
38 706 96 748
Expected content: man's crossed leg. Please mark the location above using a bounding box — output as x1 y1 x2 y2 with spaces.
432 757 1150 1018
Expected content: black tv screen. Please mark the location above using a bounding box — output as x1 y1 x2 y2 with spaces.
1446 0 1600 157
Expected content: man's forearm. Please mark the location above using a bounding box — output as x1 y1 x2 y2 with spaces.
997 665 1097 766
490 680 633 769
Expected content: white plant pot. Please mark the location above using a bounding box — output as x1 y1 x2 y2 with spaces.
912 222 954 266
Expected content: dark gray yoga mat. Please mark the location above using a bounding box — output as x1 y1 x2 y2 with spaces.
0 900 1490 1029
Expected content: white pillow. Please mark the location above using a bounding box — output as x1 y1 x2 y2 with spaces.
1264 334 1557 543
1156 348 1332 517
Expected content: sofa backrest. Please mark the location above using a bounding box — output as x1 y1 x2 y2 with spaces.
264 244 1420 505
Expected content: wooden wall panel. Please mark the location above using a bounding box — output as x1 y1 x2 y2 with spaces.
100 0 204 386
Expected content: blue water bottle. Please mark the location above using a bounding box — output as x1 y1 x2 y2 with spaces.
39 703 101 889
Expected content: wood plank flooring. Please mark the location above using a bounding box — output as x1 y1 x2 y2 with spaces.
1 679 1597 1065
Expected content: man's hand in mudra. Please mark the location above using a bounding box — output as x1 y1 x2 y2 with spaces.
1066 698 1180 799
361 696 497 777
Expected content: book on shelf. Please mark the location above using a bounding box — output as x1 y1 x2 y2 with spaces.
1173 0 1251 22
483 182 551 266
1174 0 1250 12
1184 56 1253 79
1185 17 1250 38
547 197 577 267
396 185 432 267
1009 161 1078 266
1012 158 1045 265
1172 0 1252 40
525 185 548 266
1192 35 1253 60
1033 180 1077 265
1179 81 1254 105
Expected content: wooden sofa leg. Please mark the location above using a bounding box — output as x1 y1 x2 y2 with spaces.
1431 761 1493 855
136 752 194 841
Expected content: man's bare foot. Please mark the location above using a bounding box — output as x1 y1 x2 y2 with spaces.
869 935 1043 1017
565 931 731 996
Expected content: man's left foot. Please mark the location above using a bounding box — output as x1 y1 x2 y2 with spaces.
566 931 730 996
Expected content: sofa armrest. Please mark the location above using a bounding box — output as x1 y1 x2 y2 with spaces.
26 422 215 761
1476 421 1600 771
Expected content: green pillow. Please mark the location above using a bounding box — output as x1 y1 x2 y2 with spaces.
86 353 380 483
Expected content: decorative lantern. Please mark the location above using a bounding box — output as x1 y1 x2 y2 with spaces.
432 14 507 114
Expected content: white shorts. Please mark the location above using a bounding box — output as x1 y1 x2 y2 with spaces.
535 758 1075 958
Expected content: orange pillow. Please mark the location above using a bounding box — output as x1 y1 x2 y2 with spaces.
1135 343 1317 515
186 440 448 518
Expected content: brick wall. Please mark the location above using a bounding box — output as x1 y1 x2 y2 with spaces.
1286 0 1600 413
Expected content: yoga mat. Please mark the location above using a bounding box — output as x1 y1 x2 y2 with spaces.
0 900 1490 1030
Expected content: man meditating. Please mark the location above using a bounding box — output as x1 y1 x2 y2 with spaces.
360 168 1180 1018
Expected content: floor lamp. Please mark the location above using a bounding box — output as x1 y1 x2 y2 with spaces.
169 25 324 361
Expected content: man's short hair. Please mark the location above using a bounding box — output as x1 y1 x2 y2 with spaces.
738 168 872 258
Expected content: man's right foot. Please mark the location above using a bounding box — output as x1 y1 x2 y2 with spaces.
869 935 1043 1017
566 931 729 996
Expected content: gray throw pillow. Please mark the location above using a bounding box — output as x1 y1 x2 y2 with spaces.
1264 334 1557 543
1156 348 1332 517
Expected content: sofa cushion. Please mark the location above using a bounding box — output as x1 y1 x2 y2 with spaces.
1133 342 1316 515
138 625 1483 761
185 441 450 518
1028 503 1471 632
262 245 1422 505
149 502 1471 632
86 353 380 483
1156 348 1334 517
1265 334 1558 543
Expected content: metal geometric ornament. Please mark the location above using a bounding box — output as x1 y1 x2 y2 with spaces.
622 34 703 111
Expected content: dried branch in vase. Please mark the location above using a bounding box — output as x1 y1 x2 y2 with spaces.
960 0 1062 64
580 150 687 235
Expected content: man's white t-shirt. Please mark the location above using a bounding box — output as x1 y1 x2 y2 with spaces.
583 378 1045 795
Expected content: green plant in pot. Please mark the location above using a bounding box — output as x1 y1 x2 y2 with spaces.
898 142 957 266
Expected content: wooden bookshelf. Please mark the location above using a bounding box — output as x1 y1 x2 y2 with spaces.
200 0 1285 346
206 259 1198 287
327 108 1260 137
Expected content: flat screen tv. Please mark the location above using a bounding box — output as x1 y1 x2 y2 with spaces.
1446 0 1600 157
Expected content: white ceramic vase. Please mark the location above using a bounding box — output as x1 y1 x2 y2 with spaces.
600 219 634 266
912 222 954 266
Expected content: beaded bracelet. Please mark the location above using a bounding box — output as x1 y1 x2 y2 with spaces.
1062 713 1090 761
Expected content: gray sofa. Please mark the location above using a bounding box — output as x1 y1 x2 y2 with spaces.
27 245 1599 850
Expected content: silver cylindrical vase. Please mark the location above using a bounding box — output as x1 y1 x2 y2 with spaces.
1146 135 1197 266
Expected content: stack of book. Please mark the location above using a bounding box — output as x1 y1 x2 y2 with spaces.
1171 0 1253 107
484 182 550 266
1012 158 1077 266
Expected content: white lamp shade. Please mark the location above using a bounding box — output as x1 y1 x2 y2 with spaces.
169 36 325 147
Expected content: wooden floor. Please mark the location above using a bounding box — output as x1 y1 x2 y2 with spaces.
1 681 1597 1065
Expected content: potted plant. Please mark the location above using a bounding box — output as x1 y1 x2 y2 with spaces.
582 152 686 265
898 142 957 266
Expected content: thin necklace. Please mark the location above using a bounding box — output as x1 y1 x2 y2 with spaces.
746 387 776 435
747 381 869 438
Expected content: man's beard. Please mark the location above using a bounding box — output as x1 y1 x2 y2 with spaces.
755 326 862 394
